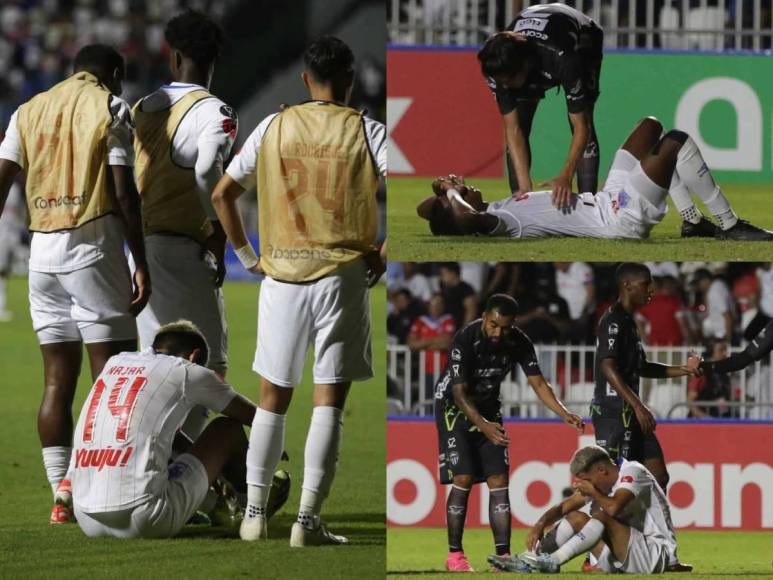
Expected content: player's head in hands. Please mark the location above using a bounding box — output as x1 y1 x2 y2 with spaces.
477 33 531 90
73 44 125 96
302 36 355 104
482 294 519 344
165 9 224 87
152 320 210 367
616 262 653 308
570 445 618 492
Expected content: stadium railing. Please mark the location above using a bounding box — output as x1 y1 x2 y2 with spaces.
388 0 772 51
387 343 773 420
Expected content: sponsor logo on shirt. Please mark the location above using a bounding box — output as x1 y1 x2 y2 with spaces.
515 17 549 32
608 338 615 349
74 447 133 471
621 475 634 483
518 29 548 40
32 193 87 209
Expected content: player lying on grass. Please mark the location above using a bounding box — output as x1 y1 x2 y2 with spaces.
60 321 289 539
418 117 772 241
435 294 584 572
489 445 692 574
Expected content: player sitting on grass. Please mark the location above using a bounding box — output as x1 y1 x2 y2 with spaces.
418 117 772 241
489 445 692 574
61 321 289 538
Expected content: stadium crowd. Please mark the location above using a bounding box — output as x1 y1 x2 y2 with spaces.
387 262 773 418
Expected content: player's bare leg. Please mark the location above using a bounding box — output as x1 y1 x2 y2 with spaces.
446 474 474 572
241 377 292 541
85 339 137 380
290 382 351 547
39 341 82 523
643 456 670 491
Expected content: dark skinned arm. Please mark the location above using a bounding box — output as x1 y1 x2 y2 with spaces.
503 110 533 194
451 382 509 446
0 159 21 215
547 110 590 208
220 393 257 427
527 374 585 431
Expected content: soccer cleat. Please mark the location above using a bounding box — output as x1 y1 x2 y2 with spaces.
487 554 531 573
445 551 475 572
517 551 560 573
489 553 511 573
667 562 694 572
50 479 75 524
681 217 719 238
239 514 268 541
716 219 773 241
266 469 291 519
582 558 601 573
185 510 212 526
290 518 349 547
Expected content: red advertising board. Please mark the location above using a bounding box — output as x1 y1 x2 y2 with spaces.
387 48 503 177
387 419 773 531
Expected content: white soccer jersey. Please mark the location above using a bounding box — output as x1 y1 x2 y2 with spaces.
612 460 678 565
71 349 236 513
226 102 387 188
0 96 134 273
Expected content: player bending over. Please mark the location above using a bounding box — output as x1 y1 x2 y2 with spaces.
489 445 691 574
64 321 288 538
435 294 584 572
419 117 772 241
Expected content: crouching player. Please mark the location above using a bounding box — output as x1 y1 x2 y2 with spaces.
63 321 288 538
489 446 691 574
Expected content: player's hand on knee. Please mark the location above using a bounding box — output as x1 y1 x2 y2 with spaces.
480 420 509 446
634 402 657 434
526 525 544 552
130 264 151 316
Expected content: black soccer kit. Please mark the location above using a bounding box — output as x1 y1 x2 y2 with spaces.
703 319 773 374
490 3 604 116
593 302 665 463
434 319 542 484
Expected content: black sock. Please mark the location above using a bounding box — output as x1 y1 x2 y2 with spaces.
576 137 600 193
489 487 511 556
447 485 471 552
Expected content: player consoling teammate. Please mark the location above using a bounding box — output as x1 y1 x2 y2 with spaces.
211 36 386 546
434 294 584 572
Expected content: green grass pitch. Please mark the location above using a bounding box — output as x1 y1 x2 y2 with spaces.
0 277 385 579
387 527 773 578
389 176 773 262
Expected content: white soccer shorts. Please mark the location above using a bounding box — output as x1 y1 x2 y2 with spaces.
28 254 136 344
254 258 373 387
597 527 671 574
73 453 209 539
130 235 227 375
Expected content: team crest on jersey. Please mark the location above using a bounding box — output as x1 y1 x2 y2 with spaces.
621 475 634 483
220 104 236 119
608 323 619 336
617 190 631 208
449 451 460 466
451 348 462 361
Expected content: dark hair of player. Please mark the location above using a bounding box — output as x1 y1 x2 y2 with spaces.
477 33 531 79
153 321 209 367
485 293 519 317
165 9 224 70
73 44 124 82
428 199 463 236
615 262 652 286
304 36 354 83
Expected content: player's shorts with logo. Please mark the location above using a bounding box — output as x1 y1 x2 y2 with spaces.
28 252 136 344
435 399 509 484
598 527 672 574
591 405 665 463
129 235 227 375
254 258 372 387
73 453 209 539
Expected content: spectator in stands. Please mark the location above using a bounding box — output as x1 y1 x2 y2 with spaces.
694 268 737 341
753 263 773 326
402 262 434 302
387 288 425 345
482 263 520 304
637 275 694 346
555 262 594 342
438 262 478 329
515 275 570 344
407 293 456 399
688 340 733 418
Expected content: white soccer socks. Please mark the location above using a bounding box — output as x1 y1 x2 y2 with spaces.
42 446 72 497
242 407 286 540
676 136 738 230
551 518 605 566
669 173 703 224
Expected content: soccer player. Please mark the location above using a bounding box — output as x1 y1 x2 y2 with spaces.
131 9 236 439
477 3 603 205
700 319 773 375
489 445 689 574
593 263 700 490
67 321 288 539
434 293 584 572
0 45 150 523
419 117 773 241
211 36 386 546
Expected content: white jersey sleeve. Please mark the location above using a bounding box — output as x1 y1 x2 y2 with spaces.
363 116 387 177
181 363 237 412
107 95 134 167
225 113 279 190
0 109 23 168
616 461 648 497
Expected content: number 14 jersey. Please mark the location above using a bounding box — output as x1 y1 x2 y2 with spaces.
71 349 236 513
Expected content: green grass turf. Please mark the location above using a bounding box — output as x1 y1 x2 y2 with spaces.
387 527 773 578
389 177 773 261
0 276 385 579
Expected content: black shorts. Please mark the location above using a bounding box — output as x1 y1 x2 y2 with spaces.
435 400 509 485
591 406 664 464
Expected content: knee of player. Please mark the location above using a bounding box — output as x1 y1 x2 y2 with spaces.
486 473 509 489
657 471 670 491
565 510 590 531
452 474 474 489
638 116 663 134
